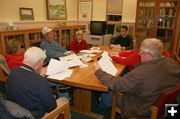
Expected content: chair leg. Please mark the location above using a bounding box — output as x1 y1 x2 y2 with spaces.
111 92 117 119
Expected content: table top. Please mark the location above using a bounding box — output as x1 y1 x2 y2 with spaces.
48 47 125 92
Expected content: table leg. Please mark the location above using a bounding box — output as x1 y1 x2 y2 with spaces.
71 89 104 119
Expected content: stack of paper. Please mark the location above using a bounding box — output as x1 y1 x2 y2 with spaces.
59 54 83 68
98 52 118 76
46 59 73 80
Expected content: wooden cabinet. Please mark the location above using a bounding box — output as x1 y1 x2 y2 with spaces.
0 25 86 54
135 0 180 50
106 0 123 34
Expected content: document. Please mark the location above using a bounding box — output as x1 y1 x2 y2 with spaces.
46 59 68 75
101 51 112 61
47 69 73 81
59 54 83 68
98 56 118 76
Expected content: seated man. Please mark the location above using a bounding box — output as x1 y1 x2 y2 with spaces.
94 38 180 118
110 25 133 50
40 26 73 61
6 47 57 118
69 30 88 53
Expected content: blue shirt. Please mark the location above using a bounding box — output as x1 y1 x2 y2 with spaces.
40 39 67 61
7 64 57 118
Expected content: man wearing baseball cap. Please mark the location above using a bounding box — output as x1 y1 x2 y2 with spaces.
40 26 73 61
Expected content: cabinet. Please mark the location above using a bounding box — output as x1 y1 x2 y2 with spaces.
106 0 123 34
135 0 180 50
83 34 112 46
0 25 86 54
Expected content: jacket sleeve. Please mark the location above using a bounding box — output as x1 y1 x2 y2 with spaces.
112 51 140 66
38 78 57 113
40 41 66 59
95 69 142 93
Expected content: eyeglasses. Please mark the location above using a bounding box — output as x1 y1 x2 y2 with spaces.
138 51 151 56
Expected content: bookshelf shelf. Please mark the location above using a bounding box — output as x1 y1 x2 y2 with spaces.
135 0 180 50
0 25 86 53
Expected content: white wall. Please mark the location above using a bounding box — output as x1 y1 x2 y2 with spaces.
0 0 137 23
122 0 137 23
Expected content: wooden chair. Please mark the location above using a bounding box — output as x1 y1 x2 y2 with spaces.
174 52 180 63
42 100 70 119
111 82 180 119
0 55 10 82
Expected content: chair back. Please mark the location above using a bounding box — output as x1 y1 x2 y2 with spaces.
0 55 10 75
0 55 10 81
113 23 121 36
41 99 70 119
151 82 180 118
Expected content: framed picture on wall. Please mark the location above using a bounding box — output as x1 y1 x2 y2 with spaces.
78 1 92 21
19 8 34 21
46 0 67 20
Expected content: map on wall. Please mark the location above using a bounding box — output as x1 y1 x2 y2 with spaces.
78 1 92 21
46 0 67 20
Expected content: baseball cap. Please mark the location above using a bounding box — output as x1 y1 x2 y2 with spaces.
75 30 83 35
42 26 53 35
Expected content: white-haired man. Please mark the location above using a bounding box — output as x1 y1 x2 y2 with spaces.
94 38 180 118
7 47 57 118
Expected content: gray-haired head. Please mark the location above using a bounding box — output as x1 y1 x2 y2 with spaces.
140 38 163 58
23 47 46 65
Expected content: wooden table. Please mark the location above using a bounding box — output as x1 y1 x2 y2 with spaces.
48 47 125 119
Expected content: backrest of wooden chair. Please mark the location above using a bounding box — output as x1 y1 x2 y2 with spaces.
174 52 180 63
0 55 10 75
41 100 70 119
0 55 10 81
151 82 180 119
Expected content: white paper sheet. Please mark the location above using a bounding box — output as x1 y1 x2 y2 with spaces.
98 56 118 76
47 69 73 80
59 54 83 68
101 51 112 61
46 59 68 75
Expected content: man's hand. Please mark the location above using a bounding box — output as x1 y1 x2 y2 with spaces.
64 51 74 56
39 67 47 77
93 62 101 72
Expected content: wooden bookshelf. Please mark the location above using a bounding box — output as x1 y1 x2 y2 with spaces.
0 25 86 54
135 0 180 51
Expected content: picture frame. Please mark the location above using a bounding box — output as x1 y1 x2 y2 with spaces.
46 0 67 20
78 1 92 21
19 8 34 21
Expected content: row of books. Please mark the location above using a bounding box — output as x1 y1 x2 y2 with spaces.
137 19 153 28
157 29 172 41
160 1 177 7
158 18 174 28
139 8 154 17
5 35 25 46
139 2 155 7
159 8 176 17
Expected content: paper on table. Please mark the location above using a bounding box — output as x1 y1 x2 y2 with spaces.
77 53 96 59
98 56 118 76
101 51 112 61
59 54 83 68
80 50 102 53
46 59 68 75
47 69 73 80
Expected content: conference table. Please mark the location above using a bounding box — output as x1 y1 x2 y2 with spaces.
48 46 125 119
